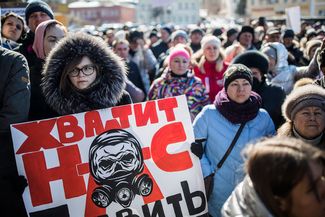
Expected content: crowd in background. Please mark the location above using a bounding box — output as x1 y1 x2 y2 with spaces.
1 1 325 216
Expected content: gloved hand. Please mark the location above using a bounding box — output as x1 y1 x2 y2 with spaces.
191 138 206 159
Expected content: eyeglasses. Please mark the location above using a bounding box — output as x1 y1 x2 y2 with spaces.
69 64 96 77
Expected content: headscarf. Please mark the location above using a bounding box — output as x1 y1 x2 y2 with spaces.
32 19 63 60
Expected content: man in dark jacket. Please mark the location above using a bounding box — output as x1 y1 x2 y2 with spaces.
15 0 54 68
232 51 286 129
150 26 171 59
0 46 30 216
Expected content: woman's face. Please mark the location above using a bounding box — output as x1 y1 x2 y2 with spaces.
68 56 97 90
293 106 325 139
227 78 251 103
203 44 219 62
2 16 23 42
169 55 190 75
285 160 325 217
43 24 66 57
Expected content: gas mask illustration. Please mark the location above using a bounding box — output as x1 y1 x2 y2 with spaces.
89 129 153 208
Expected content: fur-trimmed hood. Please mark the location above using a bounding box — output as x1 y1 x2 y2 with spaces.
42 33 127 115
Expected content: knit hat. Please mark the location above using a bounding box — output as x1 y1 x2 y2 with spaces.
201 35 221 50
266 27 281 35
226 28 238 38
171 30 188 42
232 51 269 75
168 45 190 66
305 39 322 58
223 64 253 90
161 25 172 35
282 84 325 122
25 0 54 25
282 29 295 39
190 27 204 36
237 25 255 41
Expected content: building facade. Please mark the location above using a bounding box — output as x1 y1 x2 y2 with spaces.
136 0 201 26
246 0 325 18
68 1 136 25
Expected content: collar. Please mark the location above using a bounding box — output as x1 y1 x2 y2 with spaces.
293 127 323 146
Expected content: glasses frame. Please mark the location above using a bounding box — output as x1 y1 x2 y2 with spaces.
68 64 97 77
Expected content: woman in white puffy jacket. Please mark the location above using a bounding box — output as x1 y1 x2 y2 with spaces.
261 42 297 94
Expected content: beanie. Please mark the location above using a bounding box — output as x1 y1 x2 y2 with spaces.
162 25 172 35
168 45 190 66
282 29 295 39
282 84 325 122
232 51 269 75
223 64 253 90
237 25 255 42
201 35 221 50
227 28 238 38
171 30 188 42
25 0 54 25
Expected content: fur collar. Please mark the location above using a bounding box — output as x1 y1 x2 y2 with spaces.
41 33 127 115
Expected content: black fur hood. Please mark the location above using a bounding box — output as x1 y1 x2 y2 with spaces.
41 33 127 115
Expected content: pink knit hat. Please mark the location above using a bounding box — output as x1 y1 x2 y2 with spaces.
32 19 64 60
168 45 190 66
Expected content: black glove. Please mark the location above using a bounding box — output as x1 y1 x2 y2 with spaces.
191 138 206 159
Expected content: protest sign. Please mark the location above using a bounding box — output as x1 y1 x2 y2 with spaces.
11 95 208 217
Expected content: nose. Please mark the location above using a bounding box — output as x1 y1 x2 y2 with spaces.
309 113 317 121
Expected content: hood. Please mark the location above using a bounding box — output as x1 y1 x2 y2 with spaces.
42 33 127 115
272 42 289 69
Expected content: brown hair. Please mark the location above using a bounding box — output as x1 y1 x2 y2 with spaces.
59 56 99 94
244 136 325 217
1 12 26 41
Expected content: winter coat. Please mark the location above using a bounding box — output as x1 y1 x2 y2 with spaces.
128 47 157 93
14 31 38 68
0 47 30 133
28 58 56 121
193 61 228 102
221 176 274 217
151 40 169 59
1 37 21 50
286 43 303 66
265 42 297 94
42 33 131 116
126 60 146 94
148 70 210 119
0 47 30 217
193 105 275 217
253 80 286 129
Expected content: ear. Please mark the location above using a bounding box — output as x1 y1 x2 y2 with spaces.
274 195 288 212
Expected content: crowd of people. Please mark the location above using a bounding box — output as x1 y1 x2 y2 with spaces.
1 1 325 216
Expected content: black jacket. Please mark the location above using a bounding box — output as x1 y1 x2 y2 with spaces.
0 47 29 217
0 47 30 133
28 58 57 121
14 31 38 68
42 33 131 116
253 80 286 129
150 40 169 59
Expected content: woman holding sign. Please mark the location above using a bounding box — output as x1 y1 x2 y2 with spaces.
192 64 275 217
41 33 131 115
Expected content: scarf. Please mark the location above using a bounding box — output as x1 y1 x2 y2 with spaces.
214 88 262 124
